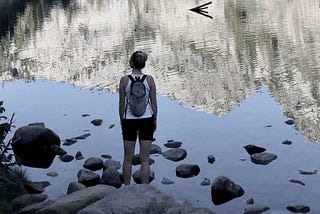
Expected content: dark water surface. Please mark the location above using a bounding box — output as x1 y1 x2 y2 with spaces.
1 0 320 213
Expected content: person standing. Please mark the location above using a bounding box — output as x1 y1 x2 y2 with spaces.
119 51 157 185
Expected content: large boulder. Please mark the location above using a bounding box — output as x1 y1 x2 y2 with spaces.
12 125 61 168
35 184 115 214
10 193 48 213
77 185 214 214
211 176 244 205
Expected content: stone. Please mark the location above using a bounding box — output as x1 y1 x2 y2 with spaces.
50 145 67 156
246 198 254 205
24 181 50 194
63 138 77 146
35 185 115 214
200 178 211 186
91 119 103 126
83 157 103 171
101 167 122 188
298 169 317 175
282 140 292 145
18 199 54 214
132 169 155 184
161 177 174 185
285 120 295 125
150 144 162 154
73 133 91 140
67 182 87 194
108 124 115 129
103 159 121 170
46 171 58 177
211 176 244 205
10 194 48 213
162 148 187 162
244 145 266 155
75 151 84 160
60 154 74 162
101 154 112 159
176 164 200 178
164 141 182 148
289 179 305 186
286 205 310 213
243 206 270 214
77 169 100 187
132 154 155 166
77 185 214 214
207 155 215 164
250 152 277 165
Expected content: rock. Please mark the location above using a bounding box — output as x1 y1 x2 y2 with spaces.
108 124 115 129
285 120 295 125
63 138 77 146
211 176 244 205
250 152 277 165
176 164 200 178
77 169 100 187
83 157 103 171
161 177 174 185
73 133 91 140
11 125 60 168
207 155 215 164
67 182 87 194
282 140 292 145
46 171 58 177
77 185 214 214
298 169 317 175
243 206 270 214
289 179 305 186
35 185 115 214
91 119 103 126
132 169 155 184
286 205 310 213
164 141 182 148
28 122 45 127
103 159 121 170
247 198 254 205
101 167 122 188
200 178 211 186
162 148 187 162
244 145 266 155
132 154 155 166
18 199 54 214
101 154 112 159
75 151 84 160
50 145 67 156
10 194 48 213
150 144 162 154
82 114 90 117
59 154 74 162
24 181 50 194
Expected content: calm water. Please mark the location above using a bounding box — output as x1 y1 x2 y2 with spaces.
1 0 320 213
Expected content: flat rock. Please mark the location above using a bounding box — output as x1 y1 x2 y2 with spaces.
77 169 100 187
132 169 155 184
162 148 187 162
243 206 270 214
286 205 310 213
176 164 200 178
244 144 266 155
83 157 103 171
250 152 277 165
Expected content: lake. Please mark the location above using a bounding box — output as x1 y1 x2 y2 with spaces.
0 0 320 213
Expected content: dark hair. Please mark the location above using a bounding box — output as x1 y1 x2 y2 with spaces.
129 51 148 69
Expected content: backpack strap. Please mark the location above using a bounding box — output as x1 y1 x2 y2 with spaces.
127 74 147 82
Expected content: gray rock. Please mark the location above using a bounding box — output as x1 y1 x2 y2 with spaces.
77 169 100 187
132 169 155 184
75 151 84 160
10 194 48 213
285 120 294 125
244 145 266 155
51 145 67 156
286 205 310 213
132 154 155 166
243 206 270 214
250 152 277 165
211 176 244 205
289 179 305 186
60 154 74 162
162 148 187 162
176 164 200 178
24 181 50 194
150 144 162 154
282 140 292 145
164 141 182 148
35 185 115 214
161 177 174 185
101 154 112 159
18 199 54 214
200 178 211 186
91 119 103 126
207 155 215 164
247 198 254 205
103 159 121 170
101 167 122 188
46 171 58 177
83 157 103 171
298 169 317 175
67 182 87 194
77 185 214 214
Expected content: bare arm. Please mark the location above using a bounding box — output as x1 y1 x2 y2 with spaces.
119 76 128 120
147 75 158 130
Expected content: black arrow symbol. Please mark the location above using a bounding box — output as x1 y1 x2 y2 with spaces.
190 1 213 19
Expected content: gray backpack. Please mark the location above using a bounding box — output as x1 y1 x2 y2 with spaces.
127 75 148 117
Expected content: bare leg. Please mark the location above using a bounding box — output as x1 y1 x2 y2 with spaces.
122 140 136 185
139 140 152 184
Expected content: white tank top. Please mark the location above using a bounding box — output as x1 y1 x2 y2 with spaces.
124 73 153 119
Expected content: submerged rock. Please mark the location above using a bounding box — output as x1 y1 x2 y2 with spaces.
250 152 277 165
132 169 155 184
286 205 310 213
162 148 187 162
176 164 200 178
244 144 266 155
243 206 270 214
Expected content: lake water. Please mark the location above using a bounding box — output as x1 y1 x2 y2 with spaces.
1 0 320 213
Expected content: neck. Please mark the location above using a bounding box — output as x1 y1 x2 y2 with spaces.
132 68 142 74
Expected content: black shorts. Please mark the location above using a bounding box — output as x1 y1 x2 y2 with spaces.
121 117 154 141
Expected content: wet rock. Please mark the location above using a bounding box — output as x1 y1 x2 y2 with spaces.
82 114 90 117
12 68 19 77
28 122 45 127
103 159 121 170
298 169 317 175
282 140 292 145
162 148 187 162
101 154 112 159
132 169 155 184
289 179 305 186
243 206 270 214
207 155 215 164
176 164 200 178
63 138 77 146
150 144 162 154
247 198 254 205
286 205 310 213
91 119 103 126
83 157 103 171
164 141 182 148
161 177 174 185
211 176 244 205
200 178 211 186
71 133 91 140
285 120 295 125
24 181 50 194
77 169 100 187
67 182 87 194
250 152 277 165
17 199 55 214
60 154 74 162
51 145 67 156
108 124 115 129
10 194 48 213
101 167 122 188
75 151 84 160
132 154 155 166
244 145 266 155
46 171 58 177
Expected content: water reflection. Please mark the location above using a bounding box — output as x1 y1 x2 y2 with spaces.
0 0 319 142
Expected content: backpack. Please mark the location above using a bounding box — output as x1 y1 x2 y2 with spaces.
126 74 148 117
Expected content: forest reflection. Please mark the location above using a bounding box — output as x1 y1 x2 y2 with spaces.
0 0 319 143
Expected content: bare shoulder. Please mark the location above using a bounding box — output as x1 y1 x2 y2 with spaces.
146 75 155 85
119 75 129 87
